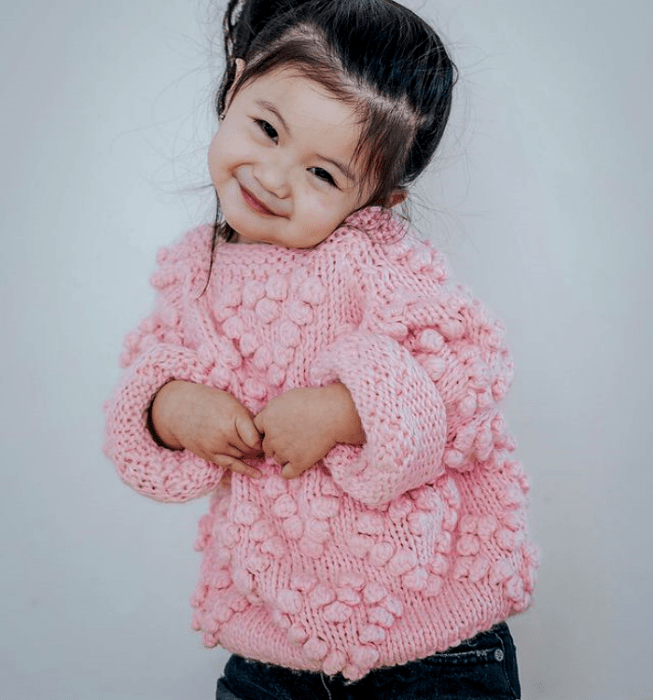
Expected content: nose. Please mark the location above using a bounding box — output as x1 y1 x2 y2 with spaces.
253 156 291 199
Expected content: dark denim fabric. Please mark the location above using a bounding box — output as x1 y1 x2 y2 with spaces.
216 622 521 699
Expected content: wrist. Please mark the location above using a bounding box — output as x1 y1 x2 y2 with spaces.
321 382 365 446
149 380 185 450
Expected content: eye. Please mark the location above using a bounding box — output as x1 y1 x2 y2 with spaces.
256 119 278 142
309 167 337 188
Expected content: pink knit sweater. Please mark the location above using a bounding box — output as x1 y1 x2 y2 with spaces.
104 207 537 681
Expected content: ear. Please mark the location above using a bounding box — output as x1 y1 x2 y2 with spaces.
385 188 408 208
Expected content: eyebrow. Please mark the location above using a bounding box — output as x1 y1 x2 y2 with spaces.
256 100 289 134
255 99 357 184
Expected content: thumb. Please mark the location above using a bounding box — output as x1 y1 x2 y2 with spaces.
252 410 264 435
236 414 262 451
281 460 305 480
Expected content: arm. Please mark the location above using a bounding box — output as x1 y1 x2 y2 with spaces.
103 228 254 502
306 211 515 506
310 329 448 507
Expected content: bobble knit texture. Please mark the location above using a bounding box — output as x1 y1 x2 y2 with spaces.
104 207 538 681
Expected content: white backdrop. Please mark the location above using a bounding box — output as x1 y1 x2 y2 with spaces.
1 1 651 699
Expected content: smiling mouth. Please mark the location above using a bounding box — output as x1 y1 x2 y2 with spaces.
239 185 277 216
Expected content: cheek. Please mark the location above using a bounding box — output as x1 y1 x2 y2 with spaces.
297 199 346 244
207 135 224 186
297 192 329 221
306 193 360 230
208 127 244 185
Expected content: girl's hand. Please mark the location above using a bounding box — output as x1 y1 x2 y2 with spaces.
254 384 365 479
150 380 263 478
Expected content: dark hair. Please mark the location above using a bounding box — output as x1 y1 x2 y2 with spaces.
210 0 457 249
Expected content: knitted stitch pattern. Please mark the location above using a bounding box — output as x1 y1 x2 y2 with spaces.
104 207 538 681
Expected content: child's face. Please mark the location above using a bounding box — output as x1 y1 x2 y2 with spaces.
209 68 374 248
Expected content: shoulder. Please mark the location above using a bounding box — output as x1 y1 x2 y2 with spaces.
333 207 451 287
149 225 214 295
336 209 511 353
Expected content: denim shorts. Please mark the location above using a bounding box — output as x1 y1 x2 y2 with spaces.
215 622 521 699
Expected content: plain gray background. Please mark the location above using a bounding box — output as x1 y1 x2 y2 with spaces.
2 1 651 698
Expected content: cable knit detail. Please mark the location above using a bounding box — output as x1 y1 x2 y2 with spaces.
105 207 538 680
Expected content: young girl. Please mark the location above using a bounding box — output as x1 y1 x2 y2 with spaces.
105 0 537 697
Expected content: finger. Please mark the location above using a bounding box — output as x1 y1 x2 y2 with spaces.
213 454 262 479
236 445 265 460
220 443 245 458
235 414 263 452
259 435 275 460
281 461 310 480
265 445 287 468
209 439 258 460
227 428 257 456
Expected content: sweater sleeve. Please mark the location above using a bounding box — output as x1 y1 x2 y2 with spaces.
310 213 515 507
103 228 225 503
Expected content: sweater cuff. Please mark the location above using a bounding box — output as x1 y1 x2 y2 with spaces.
103 344 223 503
310 331 446 507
